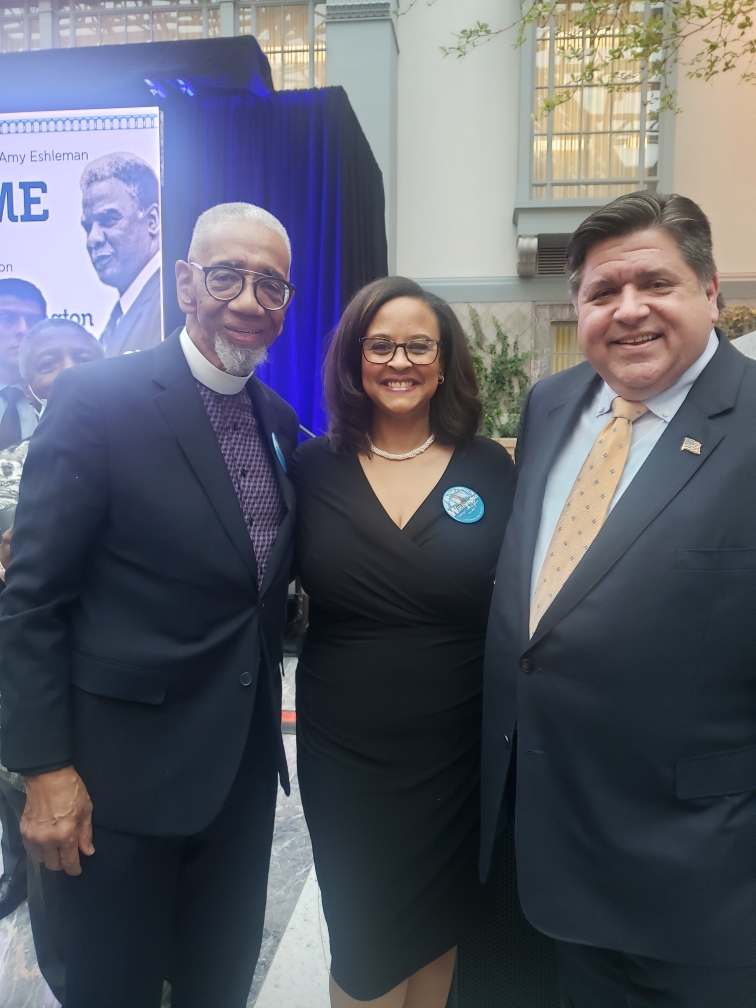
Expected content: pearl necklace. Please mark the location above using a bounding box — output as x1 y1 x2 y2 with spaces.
369 433 436 461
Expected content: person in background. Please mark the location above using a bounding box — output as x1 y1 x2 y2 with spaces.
0 317 103 1004
0 278 46 451
293 277 517 1008
0 202 296 1008
731 328 756 358
481 191 756 1008
0 317 106 559
80 152 162 356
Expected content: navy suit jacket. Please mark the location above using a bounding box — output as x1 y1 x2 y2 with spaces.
481 333 756 967
0 330 297 835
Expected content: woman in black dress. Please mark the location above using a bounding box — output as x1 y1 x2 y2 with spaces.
294 277 516 1007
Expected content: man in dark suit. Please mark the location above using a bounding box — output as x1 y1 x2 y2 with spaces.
80 152 162 356
0 202 298 1007
481 191 756 1006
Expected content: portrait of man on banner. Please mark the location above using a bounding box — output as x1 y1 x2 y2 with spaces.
80 151 162 356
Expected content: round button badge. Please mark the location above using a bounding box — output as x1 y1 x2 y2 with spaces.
442 486 484 524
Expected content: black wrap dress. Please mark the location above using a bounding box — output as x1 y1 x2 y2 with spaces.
293 435 516 1000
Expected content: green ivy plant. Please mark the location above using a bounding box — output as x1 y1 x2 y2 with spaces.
464 307 534 438
718 303 756 340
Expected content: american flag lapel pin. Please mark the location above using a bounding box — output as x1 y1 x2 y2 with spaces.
681 437 702 455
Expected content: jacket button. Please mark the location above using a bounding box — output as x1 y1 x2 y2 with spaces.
240 671 253 686
504 735 511 746
520 658 534 673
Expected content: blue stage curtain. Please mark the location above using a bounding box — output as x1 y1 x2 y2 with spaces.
162 85 387 436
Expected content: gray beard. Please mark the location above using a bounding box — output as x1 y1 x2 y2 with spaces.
213 334 268 376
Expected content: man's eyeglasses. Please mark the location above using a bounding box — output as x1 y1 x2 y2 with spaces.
190 262 295 311
360 337 440 365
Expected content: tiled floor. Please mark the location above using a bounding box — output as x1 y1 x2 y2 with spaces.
247 730 314 1005
0 656 320 1008
0 902 60 1008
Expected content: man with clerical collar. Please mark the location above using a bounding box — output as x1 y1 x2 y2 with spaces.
0 202 298 1007
80 152 162 357
0 278 46 450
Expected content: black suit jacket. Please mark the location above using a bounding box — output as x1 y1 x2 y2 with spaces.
101 268 163 357
481 334 756 967
0 329 297 836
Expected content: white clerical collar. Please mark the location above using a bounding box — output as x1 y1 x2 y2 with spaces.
597 329 719 422
119 250 161 316
179 327 252 394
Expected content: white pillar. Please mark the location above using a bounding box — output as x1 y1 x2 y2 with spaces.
326 0 398 273
219 0 235 38
38 0 53 49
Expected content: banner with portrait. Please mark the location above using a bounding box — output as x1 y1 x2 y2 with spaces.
0 106 163 356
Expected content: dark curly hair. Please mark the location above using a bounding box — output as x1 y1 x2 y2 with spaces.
324 276 482 455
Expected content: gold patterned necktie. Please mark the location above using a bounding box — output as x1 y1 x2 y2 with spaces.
529 396 648 637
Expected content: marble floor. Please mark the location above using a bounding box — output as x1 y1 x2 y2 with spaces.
0 656 320 1008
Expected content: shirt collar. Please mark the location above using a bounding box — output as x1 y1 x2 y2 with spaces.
119 251 161 316
597 330 719 422
179 327 252 395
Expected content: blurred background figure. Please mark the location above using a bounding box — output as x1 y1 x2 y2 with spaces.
0 317 104 1006
731 329 756 358
80 152 162 357
0 279 47 451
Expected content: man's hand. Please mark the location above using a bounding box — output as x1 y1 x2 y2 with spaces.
0 527 12 571
21 766 94 875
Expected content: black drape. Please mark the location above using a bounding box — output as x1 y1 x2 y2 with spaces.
162 85 387 433
0 39 387 433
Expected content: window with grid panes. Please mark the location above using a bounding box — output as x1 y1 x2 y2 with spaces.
238 3 325 89
0 4 40 52
551 323 584 373
532 0 660 200
5 1 325 89
57 1 219 48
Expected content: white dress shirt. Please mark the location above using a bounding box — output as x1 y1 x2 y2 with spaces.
119 250 161 317
530 330 719 599
179 327 253 395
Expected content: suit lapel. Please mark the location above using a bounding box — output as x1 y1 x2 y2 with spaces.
519 366 600 631
528 336 745 648
105 271 161 357
152 333 259 585
248 376 295 598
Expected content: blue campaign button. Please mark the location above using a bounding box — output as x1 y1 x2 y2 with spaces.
442 486 484 524
271 432 287 472
240 671 253 687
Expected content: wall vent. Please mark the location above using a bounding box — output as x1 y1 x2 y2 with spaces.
536 245 568 276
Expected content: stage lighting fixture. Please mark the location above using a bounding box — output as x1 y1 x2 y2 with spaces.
144 79 167 98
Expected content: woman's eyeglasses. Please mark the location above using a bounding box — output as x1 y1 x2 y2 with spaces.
360 337 440 365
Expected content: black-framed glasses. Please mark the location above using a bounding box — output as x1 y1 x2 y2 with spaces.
360 337 440 365
190 262 295 311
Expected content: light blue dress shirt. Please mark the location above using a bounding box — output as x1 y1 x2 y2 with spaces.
0 382 38 443
530 330 719 600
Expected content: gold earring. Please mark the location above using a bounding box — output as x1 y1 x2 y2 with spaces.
438 375 445 385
